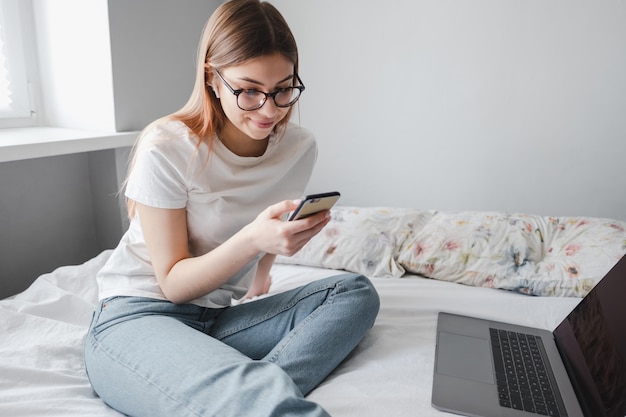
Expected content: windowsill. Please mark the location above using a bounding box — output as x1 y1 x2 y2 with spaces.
0 127 139 163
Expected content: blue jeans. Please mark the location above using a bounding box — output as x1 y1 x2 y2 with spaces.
84 273 379 417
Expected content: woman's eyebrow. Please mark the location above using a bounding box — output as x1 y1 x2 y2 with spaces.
237 74 294 87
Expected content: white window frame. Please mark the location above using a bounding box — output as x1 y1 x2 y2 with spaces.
0 0 39 128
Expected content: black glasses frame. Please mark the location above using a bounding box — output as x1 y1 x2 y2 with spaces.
213 69 305 111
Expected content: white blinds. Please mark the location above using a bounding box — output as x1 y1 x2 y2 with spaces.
0 0 32 119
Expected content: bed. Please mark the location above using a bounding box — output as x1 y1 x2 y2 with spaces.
1 206 625 417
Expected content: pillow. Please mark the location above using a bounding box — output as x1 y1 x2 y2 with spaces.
397 211 626 297
529 216 626 296
276 206 435 277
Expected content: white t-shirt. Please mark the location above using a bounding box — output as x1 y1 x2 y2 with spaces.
96 119 317 308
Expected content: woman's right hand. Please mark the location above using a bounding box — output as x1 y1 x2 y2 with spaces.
245 199 331 257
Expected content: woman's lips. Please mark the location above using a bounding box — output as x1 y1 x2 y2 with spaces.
254 120 275 129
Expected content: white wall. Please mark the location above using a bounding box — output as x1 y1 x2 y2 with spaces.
107 0 217 131
0 153 98 297
272 0 626 220
34 0 116 130
33 0 217 132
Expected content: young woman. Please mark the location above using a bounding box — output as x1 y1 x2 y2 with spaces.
84 1 380 416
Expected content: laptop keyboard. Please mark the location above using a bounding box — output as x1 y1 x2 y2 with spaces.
489 328 567 416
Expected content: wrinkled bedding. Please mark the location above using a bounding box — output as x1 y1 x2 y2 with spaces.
0 250 580 417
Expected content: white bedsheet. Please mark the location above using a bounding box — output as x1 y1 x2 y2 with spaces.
0 250 581 417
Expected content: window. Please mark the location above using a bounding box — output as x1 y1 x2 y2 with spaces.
0 0 37 128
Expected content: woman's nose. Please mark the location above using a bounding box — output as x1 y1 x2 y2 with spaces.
257 97 280 117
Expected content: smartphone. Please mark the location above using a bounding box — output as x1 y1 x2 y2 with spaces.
288 191 341 221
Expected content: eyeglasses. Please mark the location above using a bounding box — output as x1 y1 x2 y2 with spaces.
214 69 305 111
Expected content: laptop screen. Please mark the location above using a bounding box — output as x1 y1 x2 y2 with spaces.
554 256 626 417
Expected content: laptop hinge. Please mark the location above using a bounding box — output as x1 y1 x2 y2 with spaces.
553 332 594 417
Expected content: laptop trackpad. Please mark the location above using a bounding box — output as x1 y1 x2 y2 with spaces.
437 332 495 384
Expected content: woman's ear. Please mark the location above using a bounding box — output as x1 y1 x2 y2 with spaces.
204 63 220 98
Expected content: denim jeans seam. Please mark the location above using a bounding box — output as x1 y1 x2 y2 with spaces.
213 281 340 340
266 280 346 363
266 298 327 364
88 330 205 417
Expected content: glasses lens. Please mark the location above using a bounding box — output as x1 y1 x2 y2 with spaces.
274 88 301 107
238 90 266 111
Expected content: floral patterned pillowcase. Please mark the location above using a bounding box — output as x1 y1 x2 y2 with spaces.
277 207 626 297
275 206 435 277
396 211 626 297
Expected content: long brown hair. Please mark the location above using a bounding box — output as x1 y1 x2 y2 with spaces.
125 0 300 218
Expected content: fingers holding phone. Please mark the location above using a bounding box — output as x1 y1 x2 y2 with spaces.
284 191 339 254
249 192 339 257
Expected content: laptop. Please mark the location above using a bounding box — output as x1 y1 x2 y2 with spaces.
432 254 626 417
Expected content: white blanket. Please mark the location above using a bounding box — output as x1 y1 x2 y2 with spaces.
0 250 580 417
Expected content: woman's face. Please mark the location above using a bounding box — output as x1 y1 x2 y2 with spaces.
213 53 295 155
